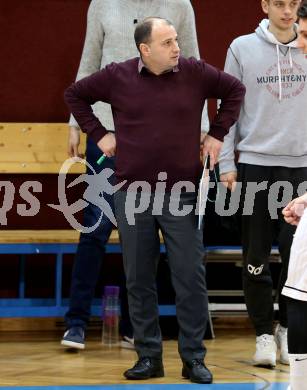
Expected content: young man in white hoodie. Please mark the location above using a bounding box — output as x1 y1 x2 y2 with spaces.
219 0 307 367
282 188 307 390
281 4 307 389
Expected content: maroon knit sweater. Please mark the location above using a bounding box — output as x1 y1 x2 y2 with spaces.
64 56 245 188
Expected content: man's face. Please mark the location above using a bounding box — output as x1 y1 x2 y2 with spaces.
145 22 180 71
297 17 307 53
262 0 301 31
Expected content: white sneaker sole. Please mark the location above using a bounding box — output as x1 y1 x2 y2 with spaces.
253 359 276 367
253 354 276 367
120 340 135 350
61 339 85 350
280 355 290 365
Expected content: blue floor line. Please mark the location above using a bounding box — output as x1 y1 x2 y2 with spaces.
0 383 289 390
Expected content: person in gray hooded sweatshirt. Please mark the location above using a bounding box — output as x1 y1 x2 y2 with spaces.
219 0 307 367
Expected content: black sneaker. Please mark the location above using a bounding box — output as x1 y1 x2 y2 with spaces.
61 326 85 350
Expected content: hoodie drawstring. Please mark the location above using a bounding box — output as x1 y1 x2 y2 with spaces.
276 44 282 102
276 45 294 102
289 46 293 68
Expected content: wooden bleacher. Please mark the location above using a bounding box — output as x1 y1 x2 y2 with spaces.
0 123 97 317
0 124 169 317
0 123 86 174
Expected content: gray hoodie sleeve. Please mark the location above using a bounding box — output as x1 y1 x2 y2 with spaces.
177 0 209 133
69 0 104 128
219 45 242 174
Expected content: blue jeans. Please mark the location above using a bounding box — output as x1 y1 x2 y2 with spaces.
65 138 132 337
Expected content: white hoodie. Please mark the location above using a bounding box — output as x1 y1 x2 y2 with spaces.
282 208 307 301
219 19 307 174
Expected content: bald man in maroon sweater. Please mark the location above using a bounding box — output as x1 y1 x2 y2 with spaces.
65 17 245 384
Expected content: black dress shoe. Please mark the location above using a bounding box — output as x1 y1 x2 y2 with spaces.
124 357 164 380
182 359 213 384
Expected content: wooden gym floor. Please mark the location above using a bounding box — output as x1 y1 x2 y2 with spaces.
0 328 289 389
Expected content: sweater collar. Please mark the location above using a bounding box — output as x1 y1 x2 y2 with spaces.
138 57 179 74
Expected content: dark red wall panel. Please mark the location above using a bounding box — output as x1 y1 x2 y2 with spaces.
192 1 264 68
0 0 264 122
0 0 89 122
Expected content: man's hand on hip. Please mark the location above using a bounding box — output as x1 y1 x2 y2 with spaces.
202 134 223 170
97 132 116 157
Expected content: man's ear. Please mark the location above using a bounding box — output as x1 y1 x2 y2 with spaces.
140 43 150 58
261 0 269 15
